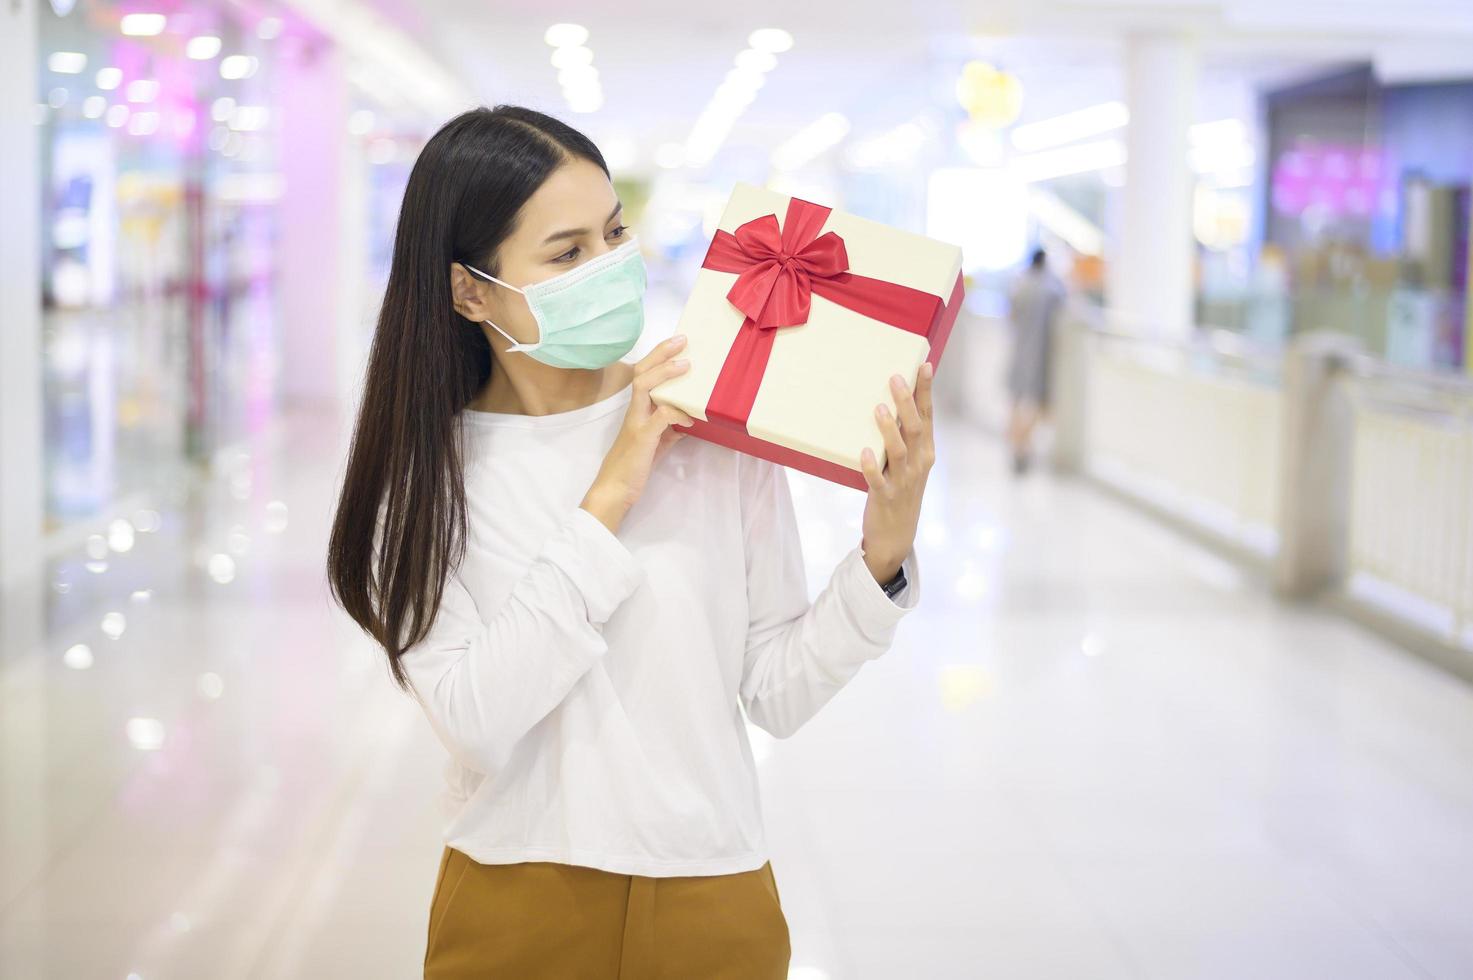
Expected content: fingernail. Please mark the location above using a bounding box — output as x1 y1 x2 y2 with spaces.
876 404 890 417
922 362 934 378
671 334 687 345
674 358 689 367
891 374 905 386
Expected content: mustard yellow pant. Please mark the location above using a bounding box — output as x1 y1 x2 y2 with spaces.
423 845 792 979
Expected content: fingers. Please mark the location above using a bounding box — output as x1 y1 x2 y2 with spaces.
912 363 937 472
654 404 694 430
633 356 690 396
876 402 907 470
860 447 890 496
890 373 924 439
890 367 936 475
915 361 935 421
633 334 687 375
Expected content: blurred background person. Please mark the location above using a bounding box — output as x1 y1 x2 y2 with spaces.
1004 247 1064 474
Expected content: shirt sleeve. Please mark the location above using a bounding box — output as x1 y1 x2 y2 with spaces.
736 455 921 739
375 505 642 776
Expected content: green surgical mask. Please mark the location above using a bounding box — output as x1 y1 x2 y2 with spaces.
463 238 647 371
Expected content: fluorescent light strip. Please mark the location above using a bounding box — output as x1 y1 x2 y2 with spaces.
1011 138 1127 183
771 112 849 172
682 38 788 169
280 0 470 117
1010 101 1128 154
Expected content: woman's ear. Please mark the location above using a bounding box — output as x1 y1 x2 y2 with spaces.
449 263 492 321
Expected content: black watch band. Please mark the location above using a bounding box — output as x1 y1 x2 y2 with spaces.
880 564 908 600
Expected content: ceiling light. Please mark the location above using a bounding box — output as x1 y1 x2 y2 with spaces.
724 67 765 91
551 45 593 69
747 28 793 53
1010 101 1128 154
557 65 598 87
119 12 166 36
95 66 121 90
1010 138 1127 183
544 23 589 47
257 16 283 40
220 55 259 80
734 49 777 73
48 51 87 73
106 104 129 127
186 35 221 60
712 82 756 109
82 95 106 118
771 111 849 172
568 94 603 114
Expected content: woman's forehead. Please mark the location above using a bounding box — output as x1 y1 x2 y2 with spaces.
513 160 617 239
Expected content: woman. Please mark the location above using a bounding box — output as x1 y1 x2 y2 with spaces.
1005 247 1065 475
327 105 935 979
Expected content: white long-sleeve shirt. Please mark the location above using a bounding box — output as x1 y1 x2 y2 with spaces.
382 381 920 877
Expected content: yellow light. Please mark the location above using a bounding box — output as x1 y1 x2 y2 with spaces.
955 60 1024 129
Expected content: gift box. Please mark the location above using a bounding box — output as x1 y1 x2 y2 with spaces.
650 181 965 490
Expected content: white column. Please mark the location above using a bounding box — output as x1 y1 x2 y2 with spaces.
0 0 44 596
277 45 353 410
1107 34 1198 339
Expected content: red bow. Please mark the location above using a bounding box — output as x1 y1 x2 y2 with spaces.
707 210 850 330
697 195 945 436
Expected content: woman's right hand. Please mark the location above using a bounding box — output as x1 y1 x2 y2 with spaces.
580 335 695 533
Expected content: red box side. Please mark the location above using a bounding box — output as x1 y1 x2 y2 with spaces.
678 269 966 492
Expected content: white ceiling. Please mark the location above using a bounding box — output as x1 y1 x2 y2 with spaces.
349 0 1473 166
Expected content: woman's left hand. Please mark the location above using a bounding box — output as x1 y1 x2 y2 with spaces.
859 362 937 584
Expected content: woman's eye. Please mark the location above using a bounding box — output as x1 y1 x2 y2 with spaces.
555 227 627 264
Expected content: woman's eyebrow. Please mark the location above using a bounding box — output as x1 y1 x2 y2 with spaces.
539 201 624 246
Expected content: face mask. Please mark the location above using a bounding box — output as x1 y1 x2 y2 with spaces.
462 237 647 371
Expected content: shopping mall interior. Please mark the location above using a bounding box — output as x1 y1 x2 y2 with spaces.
2 1 1472 978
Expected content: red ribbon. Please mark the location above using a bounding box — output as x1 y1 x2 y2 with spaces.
700 195 945 431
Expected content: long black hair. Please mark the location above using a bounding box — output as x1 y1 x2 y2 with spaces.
327 105 610 688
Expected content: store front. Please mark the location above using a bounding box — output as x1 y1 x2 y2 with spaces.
36 1 289 531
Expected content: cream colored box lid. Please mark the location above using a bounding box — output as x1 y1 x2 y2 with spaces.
651 182 962 473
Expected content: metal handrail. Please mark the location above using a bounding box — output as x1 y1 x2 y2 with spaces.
1071 303 1285 375
1330 349 1473 397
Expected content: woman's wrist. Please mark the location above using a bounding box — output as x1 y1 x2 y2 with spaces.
860 540 904 585
580 482 631 534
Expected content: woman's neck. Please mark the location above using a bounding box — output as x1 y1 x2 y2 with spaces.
468 357 633 417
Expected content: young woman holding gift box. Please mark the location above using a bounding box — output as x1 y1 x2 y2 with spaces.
327 105 936 979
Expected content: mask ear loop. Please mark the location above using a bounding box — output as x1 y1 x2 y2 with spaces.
460 262 541 353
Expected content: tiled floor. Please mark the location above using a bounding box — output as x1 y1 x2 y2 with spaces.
3 390 1473 979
